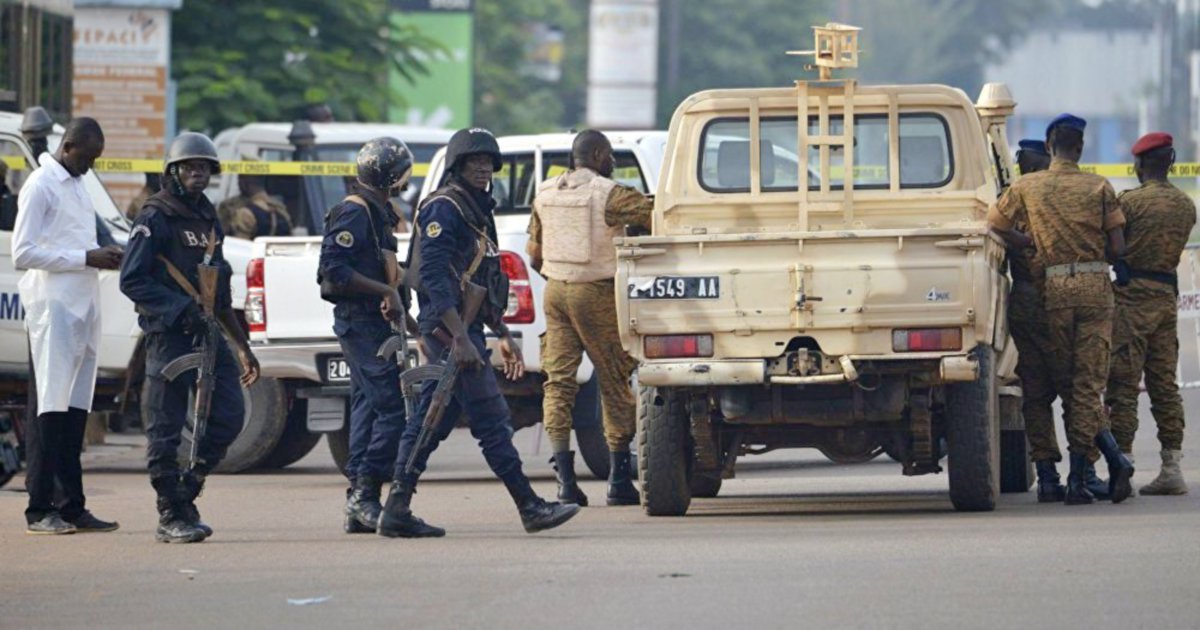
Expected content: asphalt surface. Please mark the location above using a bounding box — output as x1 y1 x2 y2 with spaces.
3 400 1199 630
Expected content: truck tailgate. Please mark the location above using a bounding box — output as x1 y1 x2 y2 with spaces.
260 239 334 340
617 228 1003 358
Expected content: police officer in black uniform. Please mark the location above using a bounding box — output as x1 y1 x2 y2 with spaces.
318 137 416 534
378 128 580 537
120 132 260 544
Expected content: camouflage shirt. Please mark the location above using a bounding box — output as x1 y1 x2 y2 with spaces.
528 182 652 247
1120 179 1196 277
990 159 1125 309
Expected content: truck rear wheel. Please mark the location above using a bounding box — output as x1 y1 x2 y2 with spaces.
638 386 691 516
182 376 288 474
999 393 1033 493
944 345 1000 512
259 396 322 470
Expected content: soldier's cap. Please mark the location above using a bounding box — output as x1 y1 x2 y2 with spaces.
1131 132 1173 157
1045 113 1086 138
1017 139 1048 156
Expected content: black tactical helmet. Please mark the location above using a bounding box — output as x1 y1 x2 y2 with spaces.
444 127 502 173
164 132 221 174
356 137 414 190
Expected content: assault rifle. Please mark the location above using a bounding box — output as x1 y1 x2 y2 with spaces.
158 234 221 472
400 280 487 475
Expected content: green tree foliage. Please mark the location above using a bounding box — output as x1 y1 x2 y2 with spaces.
473 0 588 133
656 0 826 125
172 0 442 133
844 0 1065 95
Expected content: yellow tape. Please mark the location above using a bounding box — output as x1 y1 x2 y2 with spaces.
0 154 1194 181
88 159 430 177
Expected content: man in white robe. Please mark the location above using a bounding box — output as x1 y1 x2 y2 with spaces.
13 117 123 534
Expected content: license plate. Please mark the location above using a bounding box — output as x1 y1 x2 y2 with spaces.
324 356 351 382
628 276 720 300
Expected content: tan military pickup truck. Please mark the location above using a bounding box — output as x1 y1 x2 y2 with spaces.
619 24 1028 515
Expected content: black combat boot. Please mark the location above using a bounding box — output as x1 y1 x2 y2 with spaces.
551 451 588 506
179 471 213 539
503 473 581 533
346 475 384 534
1064 453 1096 505
151 475 206 543
343 483 368 534
1094 429 1134 504
1082 461 1112 500
1035 461 1066 503
607 450 640 506
377 480 445 538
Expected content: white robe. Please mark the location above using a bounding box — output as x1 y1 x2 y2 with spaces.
12 153 101 413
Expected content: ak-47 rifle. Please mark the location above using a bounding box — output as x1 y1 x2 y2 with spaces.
400 280 487 475
158 231 222 472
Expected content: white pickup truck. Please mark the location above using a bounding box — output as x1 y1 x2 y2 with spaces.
247 130 666 478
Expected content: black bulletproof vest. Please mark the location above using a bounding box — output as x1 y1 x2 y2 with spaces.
410 181 508 326
144 192 223 297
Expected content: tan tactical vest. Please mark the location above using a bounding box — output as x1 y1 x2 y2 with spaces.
535 168 620 283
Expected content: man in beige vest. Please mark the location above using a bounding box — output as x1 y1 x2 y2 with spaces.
527 129 652 507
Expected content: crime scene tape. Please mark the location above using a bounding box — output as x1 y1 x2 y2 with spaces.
0 154 1195 180
0 155 429 177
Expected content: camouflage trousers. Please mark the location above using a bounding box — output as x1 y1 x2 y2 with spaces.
1009 283 1061 462
541 278 638 452
1046 305 1113 455
1106 290 1185 451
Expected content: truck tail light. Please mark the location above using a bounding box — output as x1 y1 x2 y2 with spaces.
645 334 714 359
499 251 535 325
245 258 266 334
892 328 962 352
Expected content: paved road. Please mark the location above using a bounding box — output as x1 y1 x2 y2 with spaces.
3 408 1199 629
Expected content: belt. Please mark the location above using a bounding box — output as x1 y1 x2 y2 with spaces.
1044 261 1109 278
1129 268 1178 287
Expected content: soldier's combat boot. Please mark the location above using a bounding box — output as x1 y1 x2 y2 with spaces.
1035 461 1066 503
551 451 588 506
1140 450 1188 496
1064 453 1095 505
1094 429 1134 503
1082 460 1111 500
377 480 445 538
607 450 640 506
504 473 581 533
346 475 384 533
343 484 369 533
179 471 213 539
151 475 205 544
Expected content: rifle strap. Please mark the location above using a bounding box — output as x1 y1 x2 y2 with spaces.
157 255 202 303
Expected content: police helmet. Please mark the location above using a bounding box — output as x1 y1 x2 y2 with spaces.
444 127 502 173
356 137 414 190
164 132 221 174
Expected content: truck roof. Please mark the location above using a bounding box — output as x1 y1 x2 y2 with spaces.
492 130 668 152
213 122 454 156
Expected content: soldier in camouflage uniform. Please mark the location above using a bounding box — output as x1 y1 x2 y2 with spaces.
1107 132 1195 496
221 172 292 240
989 113 1134 505
1006 139 1065 502
527 129 652 507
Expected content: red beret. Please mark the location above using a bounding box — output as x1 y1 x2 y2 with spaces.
1132 132 1173 156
